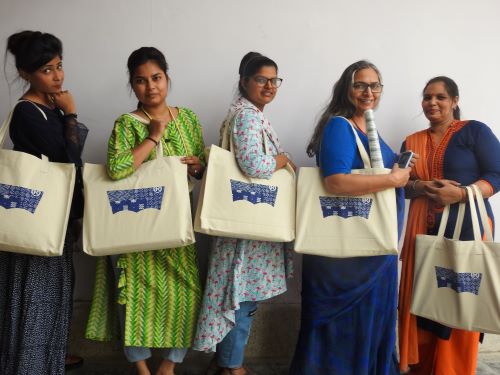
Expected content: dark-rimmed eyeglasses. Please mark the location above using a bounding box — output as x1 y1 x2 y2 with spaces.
352 82 383 93
252 76 283 88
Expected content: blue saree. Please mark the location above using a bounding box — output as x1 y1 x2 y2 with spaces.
289 117 404 375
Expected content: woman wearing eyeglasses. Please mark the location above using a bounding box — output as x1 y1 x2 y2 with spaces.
192 52 294 375
289 60 410 375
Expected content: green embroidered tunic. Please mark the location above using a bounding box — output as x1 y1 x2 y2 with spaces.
85 108 204 348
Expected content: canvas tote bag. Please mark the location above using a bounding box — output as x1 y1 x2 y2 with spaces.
294 121 398 257
83 129 195 256
411 185 500 333
0 101 76 256
194 114 295 242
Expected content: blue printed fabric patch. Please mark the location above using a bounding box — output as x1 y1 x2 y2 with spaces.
230 179 278 207
319 196 372 219
107 186 165 214
0 182 44 214
435 266 482 295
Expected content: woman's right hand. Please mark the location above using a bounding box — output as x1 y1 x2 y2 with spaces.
148 118 166 143
274 154 296 171
389 164 411 188
50 90 77 115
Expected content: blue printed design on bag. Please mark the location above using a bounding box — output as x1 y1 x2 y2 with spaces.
435 266 482 295
230 179 278 207
319 196 372 219
107 186 165 214
0 183 44 214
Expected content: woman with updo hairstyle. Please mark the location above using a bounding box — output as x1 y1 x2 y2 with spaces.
0 31 88 375
85 46 205 375
192 52 294 375
398 76 500 375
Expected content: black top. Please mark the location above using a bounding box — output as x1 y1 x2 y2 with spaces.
9 100 88 220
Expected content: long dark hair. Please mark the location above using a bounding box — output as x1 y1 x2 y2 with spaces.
238 52 278 98
6 30 62 74
423 76 460 120
306 60 381 157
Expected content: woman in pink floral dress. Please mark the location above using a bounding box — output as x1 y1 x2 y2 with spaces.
192 52 294 375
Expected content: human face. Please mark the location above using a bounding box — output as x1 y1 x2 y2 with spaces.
131 60 169 108
23 56 64 96
421 81 458 126
242 65 279 111
350 68 382 115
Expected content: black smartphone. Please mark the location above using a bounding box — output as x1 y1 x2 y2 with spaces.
398 151 414 168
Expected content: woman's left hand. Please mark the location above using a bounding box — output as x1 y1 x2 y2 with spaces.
423 178 463 205
181 156 204 178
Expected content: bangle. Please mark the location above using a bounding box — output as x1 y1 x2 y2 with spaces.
63 113 77 119
459 185 467 202
411 179 421 194
145 136 159 146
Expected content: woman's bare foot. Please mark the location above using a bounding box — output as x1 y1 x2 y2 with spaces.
155 359 176 375
135 359 151 375
221 367 247 375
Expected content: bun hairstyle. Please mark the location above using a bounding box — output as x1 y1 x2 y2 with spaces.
238 52 278 97
6 30 62 74
423 76 461 120
127 46 169 86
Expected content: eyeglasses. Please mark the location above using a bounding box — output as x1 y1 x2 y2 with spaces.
252 76 283 88
352 82 383 93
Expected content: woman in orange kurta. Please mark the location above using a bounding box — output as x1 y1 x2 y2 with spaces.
398 76 500 375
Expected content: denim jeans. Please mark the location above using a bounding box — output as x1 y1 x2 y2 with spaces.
109 255 188 364
216 301 258 368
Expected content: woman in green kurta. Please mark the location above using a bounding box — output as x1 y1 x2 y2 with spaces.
85 47 204 375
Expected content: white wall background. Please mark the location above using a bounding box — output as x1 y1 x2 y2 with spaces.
1 0 499 299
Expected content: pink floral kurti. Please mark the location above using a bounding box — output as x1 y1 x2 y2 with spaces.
192 97 293 352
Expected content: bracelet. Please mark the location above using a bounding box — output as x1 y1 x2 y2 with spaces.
63 113 78 119
459 185 467 203
411 179 421 194
145 136 159 146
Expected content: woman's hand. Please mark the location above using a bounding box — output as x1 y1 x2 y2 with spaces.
49 90 77 115
423 178 463 205
388 164 411 188
274 153 296 171
148 118 166 143
181 156 204 178
408 152 420 169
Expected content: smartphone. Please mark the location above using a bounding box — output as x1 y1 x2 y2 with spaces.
398 151 414 168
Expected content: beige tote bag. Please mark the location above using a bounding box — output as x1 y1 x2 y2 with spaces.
294 122 398 257
82 140 195 256
411 185 500 333
0 101 76 256
194 117 295 242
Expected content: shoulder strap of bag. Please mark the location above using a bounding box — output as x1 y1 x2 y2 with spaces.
0 100 47 148
337 116 372 169
128 111 164 158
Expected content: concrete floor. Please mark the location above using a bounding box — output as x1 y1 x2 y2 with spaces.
69 301 500 375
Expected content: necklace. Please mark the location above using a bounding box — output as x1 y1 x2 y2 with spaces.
350 118 366 134
140 105 170 122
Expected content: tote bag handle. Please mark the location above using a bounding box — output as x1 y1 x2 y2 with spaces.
221 110 295 176
437 185 493 242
